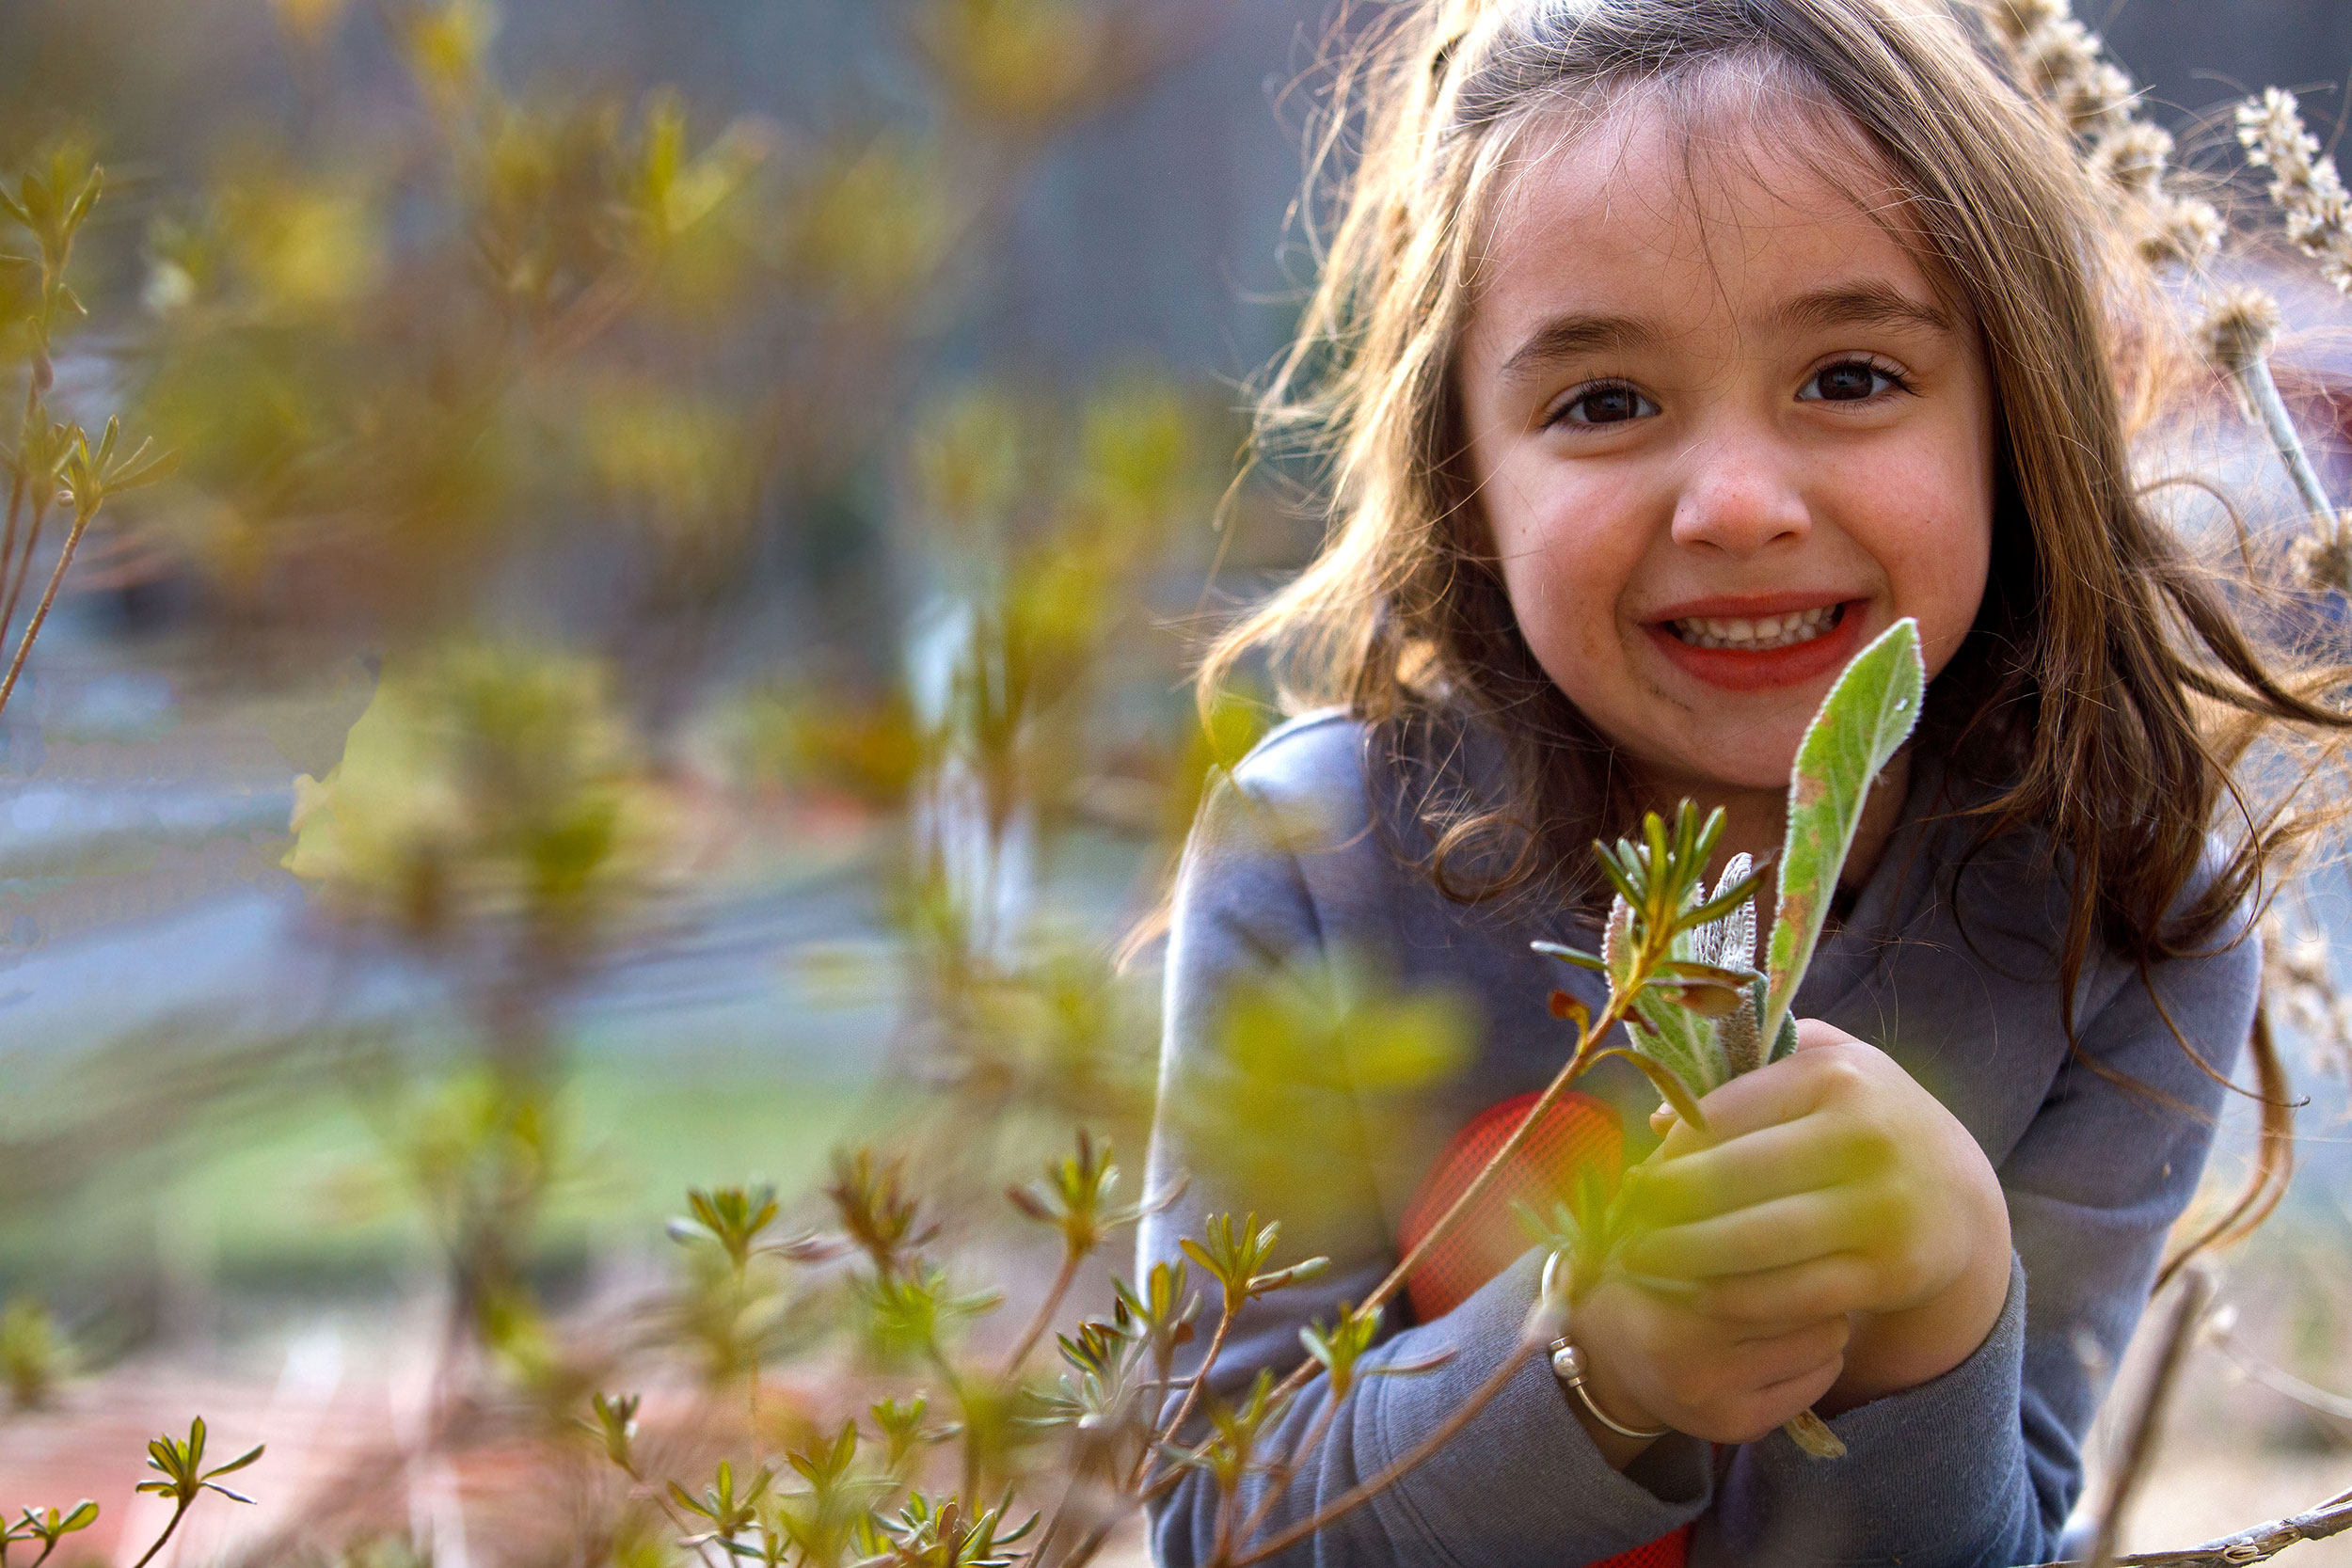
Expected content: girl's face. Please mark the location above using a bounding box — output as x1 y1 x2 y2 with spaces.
1457 102 1995 798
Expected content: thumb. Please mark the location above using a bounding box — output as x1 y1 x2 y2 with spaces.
1791 1017 1858 1052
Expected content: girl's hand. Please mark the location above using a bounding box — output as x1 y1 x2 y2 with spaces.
1564 1267 1851 1456
1625 1020 2013 1408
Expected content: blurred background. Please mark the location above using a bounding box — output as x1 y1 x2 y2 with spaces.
0 1 2349 1563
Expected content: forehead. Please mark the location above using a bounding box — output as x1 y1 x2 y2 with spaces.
1469 85 1948 350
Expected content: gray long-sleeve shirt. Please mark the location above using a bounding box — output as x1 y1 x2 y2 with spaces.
1139 709 2259 1568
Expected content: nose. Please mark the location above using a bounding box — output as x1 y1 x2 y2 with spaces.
1668 425 1812 558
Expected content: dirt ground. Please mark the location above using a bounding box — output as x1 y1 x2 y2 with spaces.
1 1313 2339 1568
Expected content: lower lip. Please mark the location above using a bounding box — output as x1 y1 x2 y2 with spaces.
1643 604 1868 692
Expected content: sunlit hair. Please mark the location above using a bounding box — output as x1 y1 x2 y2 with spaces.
1201 0 2352 1262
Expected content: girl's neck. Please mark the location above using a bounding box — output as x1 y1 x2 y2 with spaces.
1629 752 1915 895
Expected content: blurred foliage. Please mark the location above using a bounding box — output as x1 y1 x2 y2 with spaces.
0 1297 65 1412
0 1 1474 1564
285 641 675 952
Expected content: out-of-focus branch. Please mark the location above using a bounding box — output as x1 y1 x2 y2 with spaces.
2026 1487 2352 1567
2086 1264 2216 1568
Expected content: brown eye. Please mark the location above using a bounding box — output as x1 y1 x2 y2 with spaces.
1802 360 1901 403
1558 383 1658 426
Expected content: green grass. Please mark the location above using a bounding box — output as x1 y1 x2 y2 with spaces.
0 1060 875 1291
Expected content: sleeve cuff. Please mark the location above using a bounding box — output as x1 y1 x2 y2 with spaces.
1350 1249 1711 1565
1699 1253 2031 1567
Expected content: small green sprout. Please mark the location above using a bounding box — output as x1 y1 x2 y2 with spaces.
1004 1130 1151 1258
2 1501 98 1568
870 1394 946 1473
874 1492 1036 1568
129 1418 264 1568
580 1390 642 1474
1179 1214 1329 1319
828 1149 936 1278
670 1460 775 1550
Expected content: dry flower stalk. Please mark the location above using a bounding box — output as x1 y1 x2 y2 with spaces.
2263 910 2352 1092
2083 1266 2216 1568
2238 88 2352 294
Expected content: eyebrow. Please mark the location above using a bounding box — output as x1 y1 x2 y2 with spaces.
1495 313 1657 388
1773 282 1956 338
1492 282 1958 388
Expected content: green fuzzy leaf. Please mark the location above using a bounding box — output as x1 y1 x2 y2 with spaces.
1759 618 1924 1049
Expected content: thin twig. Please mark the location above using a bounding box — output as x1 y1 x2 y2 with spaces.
2024 1488 2352 1566
1260 993 1634 1419
2212 1322 2352 1422
1229 1394 1342 1557
2088 1265 2217 1568
2234 356 2337 527
1134 1305 1235 1492
0 493 50 692
1223 1322 1538 1568
126 1502 193 1568
1001 1247 1084 1381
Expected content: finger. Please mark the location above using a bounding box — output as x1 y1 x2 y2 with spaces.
1688 1254 1882 1326
1678 1025 1879 1142
1625 1116 1883 1227
1730 1356 1848 1441
1625 1189 1885 1280
1792 1017 1857 1052
1731 1313 1851 1387
1648 1102 1677 1138
1653 1317 1847 1421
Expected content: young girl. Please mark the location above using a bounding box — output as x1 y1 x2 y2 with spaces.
1138 1 2332 1564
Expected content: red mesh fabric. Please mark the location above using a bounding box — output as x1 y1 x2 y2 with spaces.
1397 1091 1689 1568
1597 1526 1693 1567
1397 1089 1625 1324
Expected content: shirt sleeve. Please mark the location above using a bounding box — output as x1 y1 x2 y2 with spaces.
1695 922 2262 1568
1141 766 1711 1568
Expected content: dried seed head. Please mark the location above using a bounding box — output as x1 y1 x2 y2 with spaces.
1986 0 2069 48
2237 87 2352 293
2089 122 2172 199
2290 525 2352 594
2059 61 2137 139
2137 194 2223 269
2019 19 2099 100
2238 87 2315 178
2197 284 2282 373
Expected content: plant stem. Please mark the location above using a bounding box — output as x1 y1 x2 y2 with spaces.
1001 1245 1083 1381
1223 1323 1538 1568
0 499 75 721
2087 1266 2215 1568
126 1501 193 1568
2022 1488 2352 1565
2236 356 2338 528
738 1265 758 1438
1257 990 1636 1421
1228 1393 1341 1557
0 328 43 655
1133 1304 1235 1491
621 1458 730 1568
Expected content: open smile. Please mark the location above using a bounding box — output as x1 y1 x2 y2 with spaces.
1668 603 1844 650
1642 598 1867 691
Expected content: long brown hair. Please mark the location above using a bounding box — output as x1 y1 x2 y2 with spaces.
1202 0 2350 1259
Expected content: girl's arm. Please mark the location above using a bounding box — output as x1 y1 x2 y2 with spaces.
1688 918 2262 1568
1141 734 1713 1568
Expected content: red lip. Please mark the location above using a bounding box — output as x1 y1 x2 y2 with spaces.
1643 599 1869 692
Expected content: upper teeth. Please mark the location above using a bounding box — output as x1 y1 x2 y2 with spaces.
1671 605 1841 651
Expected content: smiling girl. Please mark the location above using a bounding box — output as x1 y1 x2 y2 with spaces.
1138 1 2341 1565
